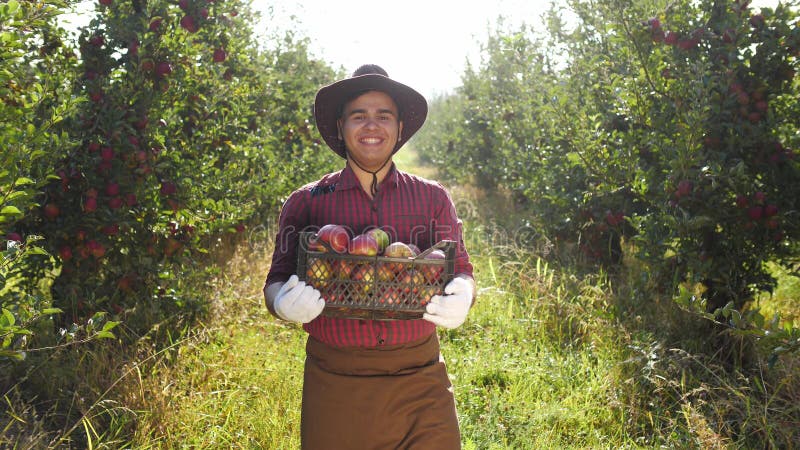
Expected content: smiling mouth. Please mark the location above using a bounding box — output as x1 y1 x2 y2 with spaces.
359 137 384 145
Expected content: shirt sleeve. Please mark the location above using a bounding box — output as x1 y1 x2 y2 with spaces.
432 184 474 279
265 189 309 288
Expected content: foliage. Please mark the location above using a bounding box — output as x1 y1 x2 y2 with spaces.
417 0 800 357
1 0 338 444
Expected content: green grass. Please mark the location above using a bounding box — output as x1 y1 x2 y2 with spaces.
6 150 798 448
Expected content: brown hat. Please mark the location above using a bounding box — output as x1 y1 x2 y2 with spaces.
314 64 428 159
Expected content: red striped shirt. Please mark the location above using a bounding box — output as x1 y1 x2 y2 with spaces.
265 163 473 347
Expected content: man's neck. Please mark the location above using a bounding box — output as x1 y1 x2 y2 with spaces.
347 158 393 198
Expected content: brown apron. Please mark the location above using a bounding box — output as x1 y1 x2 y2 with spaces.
301 333 461 450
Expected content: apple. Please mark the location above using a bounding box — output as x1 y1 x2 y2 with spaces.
421 249 446 282
747 206 763 220
99 0 112 5
365 227 390 253
101 223 120 236
87 240 106 258
675 180 693 198
763 204 779 217
376 262 396 282
350 264 375 295
213 48 227 63
160 181 177 196
148 18 162 31
735 195 748 208
399 269 425 294
384 241 414 258
100 146 114 161
105 182 120 196
306 258 333 289
349 234 378 256
407 243 421 256
43 203 60 220
378 288 401 305
108 197 123 209
155 62 172 78
315 224 350 253
178 0 189 10
334 259 355 279
664 31 679 45
59 246 73 261
384 241 414 272
180 15 198 33
6 232 22 243
417 286 438 306
125 193 138 206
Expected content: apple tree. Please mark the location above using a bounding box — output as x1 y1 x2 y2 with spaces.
1 0 83 359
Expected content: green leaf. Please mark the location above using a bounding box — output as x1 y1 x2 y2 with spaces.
0 205 22 216
13 177 35 186
1 309 15 327
95 330 116 339
101 321 120 332
41 308 63 315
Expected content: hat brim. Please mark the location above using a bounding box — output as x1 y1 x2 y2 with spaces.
314 74 428 159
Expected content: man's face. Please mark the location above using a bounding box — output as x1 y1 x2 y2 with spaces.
338 90 403 171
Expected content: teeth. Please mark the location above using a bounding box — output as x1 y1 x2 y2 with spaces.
360 138 382 144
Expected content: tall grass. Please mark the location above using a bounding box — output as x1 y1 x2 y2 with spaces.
4 167 798 448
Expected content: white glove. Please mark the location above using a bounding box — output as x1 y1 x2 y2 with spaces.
423 277 474 329
274 275 325 323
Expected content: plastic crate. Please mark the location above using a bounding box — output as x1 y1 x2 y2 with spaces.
297 231 456 320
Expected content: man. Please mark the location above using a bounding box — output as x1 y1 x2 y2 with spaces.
264 64 475 449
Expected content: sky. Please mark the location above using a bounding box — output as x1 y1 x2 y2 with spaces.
62 0 781 99
255 0 557 99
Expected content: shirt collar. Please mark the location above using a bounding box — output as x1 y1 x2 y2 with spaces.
337 162 400 192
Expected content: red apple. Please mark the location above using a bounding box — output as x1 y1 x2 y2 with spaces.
213 48 227 63
376 262 396 282
149 18 162 31
378 288 401 305
155 62 172 78
349 234 378 256
399 269 425 294
105 182 120 196
334 259 355 279
763 204 779 217
59 245 73 261
180 15 198 33
100 146 114 161
6 232 22 243
86 240 106 258
101 223 120 236
735 195 748 208
108 197 123 209
675 180 693 198
315 224 350 253
43 203 60 220
160 181 177 196
421 249 446 282
747 206 763 220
